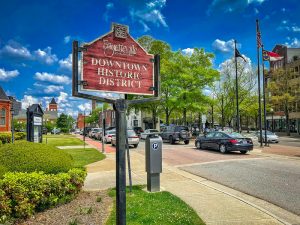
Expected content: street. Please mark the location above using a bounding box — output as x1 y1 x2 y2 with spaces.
137 139 300 216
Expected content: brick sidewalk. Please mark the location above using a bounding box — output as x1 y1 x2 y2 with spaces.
260 144 300 157
75 135 116 153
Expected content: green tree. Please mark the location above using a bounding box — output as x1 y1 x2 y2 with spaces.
213 56 257 130
174 49 219 125
268 68 296 136
85 103 112 125
56 114 74 133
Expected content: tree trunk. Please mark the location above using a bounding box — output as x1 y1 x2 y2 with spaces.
183 108 187 125
152 109 156 129
165 107 169 125
246 116 249 133
285 104 290 136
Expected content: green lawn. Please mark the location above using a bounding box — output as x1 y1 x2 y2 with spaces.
43 134 84 146
61 148 105 168
106 186 205 225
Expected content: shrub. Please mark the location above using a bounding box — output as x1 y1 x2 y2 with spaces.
0 141 73 174
0 133 11 144
0 132 26 144
15 132 26 140
61 128 69 134
0 168 86 219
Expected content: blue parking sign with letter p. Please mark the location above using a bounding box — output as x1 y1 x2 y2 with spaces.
152 142 159 150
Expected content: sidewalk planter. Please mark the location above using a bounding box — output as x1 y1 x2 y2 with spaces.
0 168 86 220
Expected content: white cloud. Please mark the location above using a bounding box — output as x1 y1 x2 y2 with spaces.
21 95 39 109
103 2 114 22
35 72 71 84
34 83 64 94
212 39 237 53
34 47 58 65
130 0 168 31
0 41 32 60
291 26 300 32
78 102 91 112
285 38 300 48
208 0 265 15
0 68 19 81
59 54 72 71
182 48 194 56
57 92 68 104
64 36 71 44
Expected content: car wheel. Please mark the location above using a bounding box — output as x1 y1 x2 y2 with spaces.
219 144 227 154
169 136 174 144
196 141 201 149
133 144 138 148
240 150 248 154
111 142 115 146
184 140 189 145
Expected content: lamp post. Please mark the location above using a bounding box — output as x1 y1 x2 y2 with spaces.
10 107 14 143
270 108 274 132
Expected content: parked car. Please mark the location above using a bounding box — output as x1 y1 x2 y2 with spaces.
195 131 253 154
255 130 279 143
111 129 139 148
94 128 103 140
133 127 144 137
83 127 92 136
51 128 61 134
89 128 102 139
140 129 159 140
160 125 190 144
103 130 116 143
73 129 81 134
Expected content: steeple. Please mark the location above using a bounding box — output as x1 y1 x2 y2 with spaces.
49 97 57 111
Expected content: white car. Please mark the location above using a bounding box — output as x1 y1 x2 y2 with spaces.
111 129 139 148
256 130 279 143
103 130 116 143
140 129 159 140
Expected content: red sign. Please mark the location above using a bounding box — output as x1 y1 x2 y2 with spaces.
81 24 154 96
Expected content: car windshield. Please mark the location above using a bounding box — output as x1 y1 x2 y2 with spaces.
127 130 137 137
149 129 159 133
175 126 189 131
227 132 244 138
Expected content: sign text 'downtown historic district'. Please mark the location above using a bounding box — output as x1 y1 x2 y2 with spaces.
81 29 154 95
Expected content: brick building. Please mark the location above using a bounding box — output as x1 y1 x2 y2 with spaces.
0 86 12 132
267 45 300 134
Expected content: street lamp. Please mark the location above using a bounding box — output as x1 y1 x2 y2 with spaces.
270 108 274 132
10 107 14 143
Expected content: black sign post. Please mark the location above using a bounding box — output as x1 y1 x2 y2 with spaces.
72 24 160 225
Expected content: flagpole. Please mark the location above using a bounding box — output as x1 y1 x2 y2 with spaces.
234 40 240 133
261 45 268 146
256 19 263 147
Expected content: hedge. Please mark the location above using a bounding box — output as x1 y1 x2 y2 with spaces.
0 132 26 144
0 168 86 220
0 141 73 177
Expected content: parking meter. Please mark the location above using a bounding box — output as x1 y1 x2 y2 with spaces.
145 134 162 192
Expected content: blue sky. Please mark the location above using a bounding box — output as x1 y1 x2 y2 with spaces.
1 0 300 117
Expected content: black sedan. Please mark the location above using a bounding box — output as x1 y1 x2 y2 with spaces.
195 131 253 154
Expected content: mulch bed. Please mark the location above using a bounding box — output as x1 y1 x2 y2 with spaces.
17 190 113 225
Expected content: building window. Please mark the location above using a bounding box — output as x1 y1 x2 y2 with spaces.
0 108 6 126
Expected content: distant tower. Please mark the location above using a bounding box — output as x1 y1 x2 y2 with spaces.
49 98 57 111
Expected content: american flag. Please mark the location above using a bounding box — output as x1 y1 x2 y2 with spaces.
256 20 262 48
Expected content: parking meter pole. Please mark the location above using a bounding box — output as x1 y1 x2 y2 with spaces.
126 132 133 193
115 99 127 225
145 134 162 192
102 117 105 153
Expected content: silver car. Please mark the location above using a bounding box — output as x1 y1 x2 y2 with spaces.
256 130 279 143
111 129 139 148
140 129 159 140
